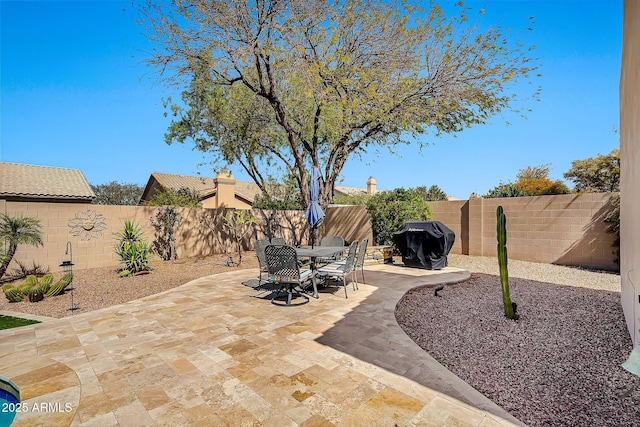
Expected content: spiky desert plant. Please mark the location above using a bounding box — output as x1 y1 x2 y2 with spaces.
28 285 44 302
497 206 518 320
114 220 152 274
45 273 73 297
2 283 24 302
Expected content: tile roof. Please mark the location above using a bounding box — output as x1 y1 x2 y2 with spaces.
0 162 95 201
335 185 368 196
151 172 217 196
150 172 262 202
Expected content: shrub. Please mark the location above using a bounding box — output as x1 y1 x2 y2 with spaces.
517 177 569 195
483 182 528 198
114 221 152 274
366 188 432 246
604 193 620 265
150 206 182 261
145 187 202 207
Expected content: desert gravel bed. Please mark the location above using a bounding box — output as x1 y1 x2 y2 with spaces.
0 254 257 319
396 255 638 426
2 252 636 426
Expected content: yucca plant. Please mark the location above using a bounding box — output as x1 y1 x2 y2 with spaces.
114 220 152 275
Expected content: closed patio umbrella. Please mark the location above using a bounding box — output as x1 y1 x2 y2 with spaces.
304 167 325 248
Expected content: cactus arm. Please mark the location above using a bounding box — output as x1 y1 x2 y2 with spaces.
46 273 73 298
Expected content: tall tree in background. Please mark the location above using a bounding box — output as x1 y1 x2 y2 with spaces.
415 185 449 201
142 0 539 210
515 163 569 195
91 181 144 205
563 149 620 192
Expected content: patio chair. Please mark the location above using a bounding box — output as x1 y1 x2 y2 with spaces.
265 245 318 306
254 238 271 287
270 237 287 245
320 235 345 247
317 235 346 264
333 238 368 287
317 240 358 298
353 238 368 286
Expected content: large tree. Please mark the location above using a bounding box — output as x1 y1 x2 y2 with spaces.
141 0 538 210
91 181 144 205
563 149 620 193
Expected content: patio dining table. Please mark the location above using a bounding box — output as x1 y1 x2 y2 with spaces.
295 246 346 272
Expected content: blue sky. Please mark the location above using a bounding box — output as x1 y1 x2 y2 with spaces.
1 0 622 200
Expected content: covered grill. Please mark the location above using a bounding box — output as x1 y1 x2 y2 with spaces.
392 221 455 270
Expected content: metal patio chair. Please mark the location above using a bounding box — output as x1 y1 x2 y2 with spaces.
254 238 271 287
317 240 358 298
317 235 346 264
353 238 368 286
265 245 318 306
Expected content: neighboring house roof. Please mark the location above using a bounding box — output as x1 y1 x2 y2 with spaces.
146 172 217 197
334 185 368 196
0 162 95 202
234 180 263 203
139 172 263 205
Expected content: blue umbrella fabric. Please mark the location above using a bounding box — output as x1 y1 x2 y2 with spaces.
304 167 325 248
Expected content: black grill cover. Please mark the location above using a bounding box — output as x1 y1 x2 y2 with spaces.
392 221 455 270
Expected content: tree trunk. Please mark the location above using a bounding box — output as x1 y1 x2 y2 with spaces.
0 243 18 280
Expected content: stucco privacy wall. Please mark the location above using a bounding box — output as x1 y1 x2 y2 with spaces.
1 202 369 273
621 0 639 344
429 193 618 271
321 205 374 244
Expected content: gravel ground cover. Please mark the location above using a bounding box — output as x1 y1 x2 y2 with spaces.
396 254 639 426
0 253 257 319
2 252 637 426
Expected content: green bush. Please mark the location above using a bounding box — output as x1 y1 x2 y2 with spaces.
604 193 620 265
114 221 152 274
145 186 202 207
366 188 432 245
483 182 529 198
150 206 181 261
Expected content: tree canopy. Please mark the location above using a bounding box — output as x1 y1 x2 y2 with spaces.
563 149 620 193
91 181 144 205
484 163 569 198
414 185 449 201
144 187 203 207
142 0 539 210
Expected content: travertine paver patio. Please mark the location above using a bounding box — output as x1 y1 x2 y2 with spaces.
0 265 524 426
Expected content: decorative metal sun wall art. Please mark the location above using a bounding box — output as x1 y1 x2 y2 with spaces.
68 210 107 240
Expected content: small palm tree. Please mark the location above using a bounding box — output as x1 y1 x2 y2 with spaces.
0 214 44 280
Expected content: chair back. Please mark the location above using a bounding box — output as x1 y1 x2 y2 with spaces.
341 241 358 272
254 239 270 269
265 245 301 283
320 235 345 247
270 237 287 245
355 238 369 268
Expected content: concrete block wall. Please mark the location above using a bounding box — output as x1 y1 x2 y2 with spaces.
427 200 467 254
429 193 618 271
1 202 361 274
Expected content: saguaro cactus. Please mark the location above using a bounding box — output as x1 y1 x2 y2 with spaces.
497 206 519 320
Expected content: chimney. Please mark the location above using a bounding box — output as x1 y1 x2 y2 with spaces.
366 176 377 195
214 168 236 208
